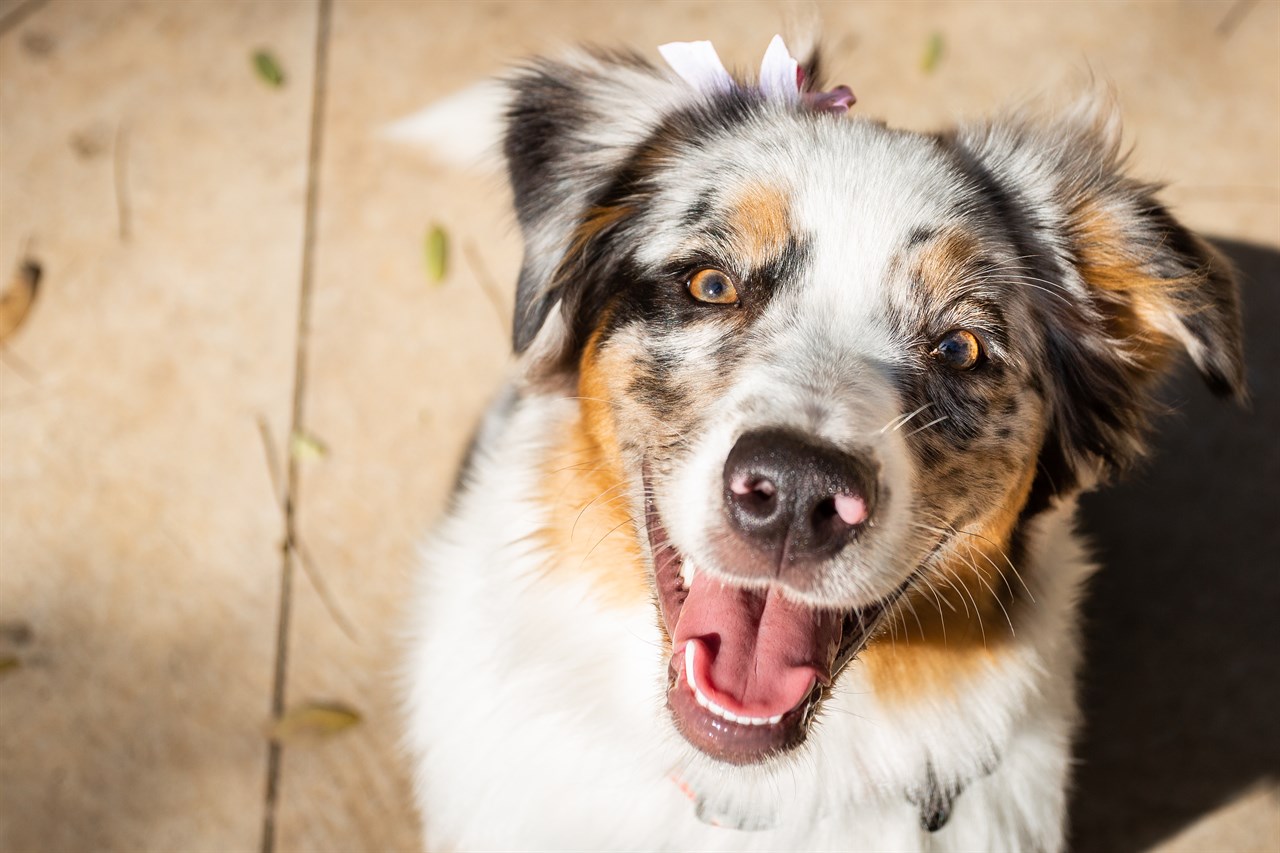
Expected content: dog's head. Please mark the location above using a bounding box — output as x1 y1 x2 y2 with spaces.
503 47 1244 765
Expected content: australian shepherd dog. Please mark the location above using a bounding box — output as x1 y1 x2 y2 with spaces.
402 37 1244 851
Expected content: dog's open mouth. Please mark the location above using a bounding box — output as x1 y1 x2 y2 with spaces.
646 491 898 765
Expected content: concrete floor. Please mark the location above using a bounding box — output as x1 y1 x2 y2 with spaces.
0 1 1277 851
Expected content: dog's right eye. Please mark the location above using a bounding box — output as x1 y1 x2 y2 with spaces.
688 268 739 305
931 329 984 370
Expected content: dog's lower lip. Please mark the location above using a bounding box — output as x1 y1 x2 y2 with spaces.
666 649 821 765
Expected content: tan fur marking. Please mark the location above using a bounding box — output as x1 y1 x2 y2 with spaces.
1073 199 1185 372
554 203 633 289
535 325 648 608
914 229 984 297
726 184 791 265
862 459 1039 703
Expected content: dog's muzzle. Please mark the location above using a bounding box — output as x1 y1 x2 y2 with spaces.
650 432 896 765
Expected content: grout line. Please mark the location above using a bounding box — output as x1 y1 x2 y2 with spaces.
260 0 333 851
1215 0 1259 38
0 0 49 37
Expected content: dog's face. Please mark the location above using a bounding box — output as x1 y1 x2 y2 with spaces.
504 51 1244 765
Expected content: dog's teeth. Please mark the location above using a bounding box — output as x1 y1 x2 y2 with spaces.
679 560 695 589
685 643 710 714
684 641 784 727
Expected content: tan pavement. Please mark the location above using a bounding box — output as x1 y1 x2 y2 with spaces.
1 1 1276 851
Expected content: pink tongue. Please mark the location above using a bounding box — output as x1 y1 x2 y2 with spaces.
674 572 843 716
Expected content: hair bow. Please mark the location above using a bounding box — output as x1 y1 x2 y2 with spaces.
658 35 856 114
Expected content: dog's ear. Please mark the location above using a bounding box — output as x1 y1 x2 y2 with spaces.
503 51 693 370
948 94 1246 496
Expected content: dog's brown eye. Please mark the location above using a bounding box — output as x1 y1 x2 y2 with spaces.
931 329 983 370
688 268 738 305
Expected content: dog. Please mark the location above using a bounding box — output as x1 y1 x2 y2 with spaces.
401 36 1245 851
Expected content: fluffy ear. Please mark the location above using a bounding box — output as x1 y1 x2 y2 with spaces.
503 50 693 367
949 95 1246 495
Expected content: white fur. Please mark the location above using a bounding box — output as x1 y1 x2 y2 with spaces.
402 386 1094 851
381 79 508 170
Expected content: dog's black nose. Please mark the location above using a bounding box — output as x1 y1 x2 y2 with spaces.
723 429 877 565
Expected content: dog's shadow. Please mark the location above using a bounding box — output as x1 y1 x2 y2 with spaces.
1070 238 1280 851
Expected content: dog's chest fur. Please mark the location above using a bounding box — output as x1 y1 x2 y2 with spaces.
403 391 1092 851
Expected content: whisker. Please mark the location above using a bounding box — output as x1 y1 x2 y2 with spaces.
570 481 630 540
579 515 641 570
920 515 1034 604
962 543 1016 637
939 562 985 644
904 415 949 438
880 402 933 435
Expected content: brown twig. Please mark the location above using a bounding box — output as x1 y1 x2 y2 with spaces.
1216 0 1259 38
254 414 358 643
291 538 359 642
0 0 50 37
114 121 131 242
256 415 286 504
0 346 39 385
463 238 510 335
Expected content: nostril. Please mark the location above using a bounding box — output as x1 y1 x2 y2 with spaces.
730 474 778 517
730 473 775 498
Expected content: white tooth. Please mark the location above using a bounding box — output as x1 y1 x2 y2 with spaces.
685 641 763 726
768 714 782 725
679 560 696 589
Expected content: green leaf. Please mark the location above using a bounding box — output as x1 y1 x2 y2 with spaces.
425 225 448 285
922 32 945 74
289 429 328 462
270 701 361 740
253 50 286 88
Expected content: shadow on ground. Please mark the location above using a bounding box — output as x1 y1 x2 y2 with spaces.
1071 238 1280 851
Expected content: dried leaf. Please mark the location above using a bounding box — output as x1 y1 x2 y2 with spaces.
270 701 361 740
253 50 286 88
0 260 40 345
289 429 328 461
922 32 945 74
425 225 448 285
0 656 21 675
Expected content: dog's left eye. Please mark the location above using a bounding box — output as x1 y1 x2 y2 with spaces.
931 329 983 370
688 268 739 305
